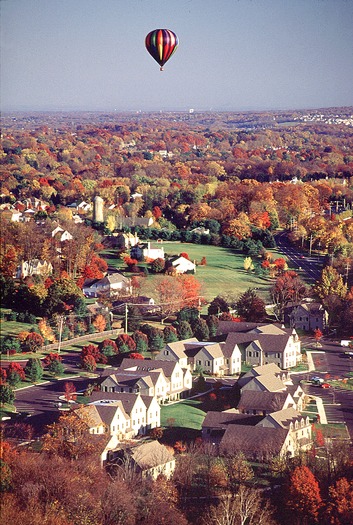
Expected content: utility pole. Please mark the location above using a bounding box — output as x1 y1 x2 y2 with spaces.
309 234 313 256
124 303 128 334
346 261 350 286
57 315 64 354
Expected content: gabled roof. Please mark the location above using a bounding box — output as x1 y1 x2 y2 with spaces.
238 390 291 412
250 324 287 335
220 425 289 459
129 440 174 470
251 374 286 392
248 363 283 377
120 358 179 379
89 391 144 417
193 343 224 359
74 404 105 428
259 407 306 428
100 371 154 389
94 404 124 427
202 410 261 429
165 338 199 358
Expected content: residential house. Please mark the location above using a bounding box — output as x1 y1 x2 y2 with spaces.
51 225 73 242
112 295 158 316
157 338 199 369
73 403 130 463
220 424 291 461
166 255 196 274
238 363 290 387
15 259 53 279
202 410 261 444
221 337 243 375
186 342 225 375
190 227 210 235
119 358 193 400
143 242 165 261
286 384 307 412
116 440 176 479
0 208 22 222
237 390 296 416
285 302 328 332
83 272 132 298
113 232 139 250
99 366 179 404
218 323 301 369
257 407 312 456
116 216 154 229
88 391 160 435
157 338 241 376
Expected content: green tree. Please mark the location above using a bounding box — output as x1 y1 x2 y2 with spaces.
132 331 149 353
192 318 210 340
44 353 65 376
208 296 229 316
163 325 178 343
0 384 15 405
24 358 43 383
176 307 200 324
236 288 267 322
1 336 21 356
176 321 193 340
206 315 219 337
6 363 25 387
148 328 165 351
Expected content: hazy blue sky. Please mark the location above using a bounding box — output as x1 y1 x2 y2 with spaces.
1 0 353 112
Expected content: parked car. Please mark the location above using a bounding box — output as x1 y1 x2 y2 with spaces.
311 376 324 385
321 383 330 389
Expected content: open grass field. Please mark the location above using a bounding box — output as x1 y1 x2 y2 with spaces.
103 241 287 304
161 399 206 430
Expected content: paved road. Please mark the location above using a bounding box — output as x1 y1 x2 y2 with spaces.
294 342 353 441
13 377 92 434
275 231 325 283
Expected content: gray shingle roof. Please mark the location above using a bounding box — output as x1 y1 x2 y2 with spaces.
238 391 290 412
220 425 289 459
120 358 178 379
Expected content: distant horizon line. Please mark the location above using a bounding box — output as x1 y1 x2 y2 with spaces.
1 104 353 114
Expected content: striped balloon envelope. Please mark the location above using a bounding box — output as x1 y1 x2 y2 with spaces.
145 29 179 71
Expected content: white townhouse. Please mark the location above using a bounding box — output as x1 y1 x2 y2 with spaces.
257 407 312 456
119 358 193 401
88 391 160 437
220 324 301 370
157 338 199 369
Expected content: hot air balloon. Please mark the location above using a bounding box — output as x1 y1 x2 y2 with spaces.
145 29 179 71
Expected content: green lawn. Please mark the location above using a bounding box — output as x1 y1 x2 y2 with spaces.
161 399 206 430
0 318 37 340
103 242 284 303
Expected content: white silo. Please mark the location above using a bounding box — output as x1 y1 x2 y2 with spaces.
93 195 104 223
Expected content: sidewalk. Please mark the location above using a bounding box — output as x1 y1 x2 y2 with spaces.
306 350 328 424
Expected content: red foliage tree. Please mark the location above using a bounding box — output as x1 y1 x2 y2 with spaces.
80 344 106 365
82 353 97 372
326 477 353 525
7 362 25 386
286 466 322 523
129 352 145 359
23 332 44 353
152 206 162 220
63 381 77 402
43 353 62 367
116 334 136 353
